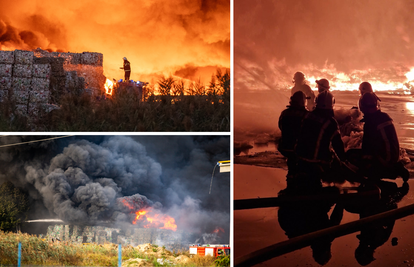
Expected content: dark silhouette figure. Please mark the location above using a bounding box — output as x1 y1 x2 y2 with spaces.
291 71 315 111
278 186 344 265
278 91 309 185
120 57 131 81
348 92 409 181
294 90 347 188
344 180 409 265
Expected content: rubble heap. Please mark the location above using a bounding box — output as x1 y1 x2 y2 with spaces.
47 224 191 251
0 49 105 116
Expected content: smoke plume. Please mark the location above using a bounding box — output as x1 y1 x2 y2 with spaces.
0 136 230 243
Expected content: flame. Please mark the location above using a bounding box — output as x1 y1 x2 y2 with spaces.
294 65 414 95
212 227 225 234
131 207 177 231
104 78 114 95
0 1 230 84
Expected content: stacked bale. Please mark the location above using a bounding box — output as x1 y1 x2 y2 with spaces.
0 50 13 102
80 52 105 96
33 56 65 104
12 50 33 115
65 70 85 96
30 63 52 115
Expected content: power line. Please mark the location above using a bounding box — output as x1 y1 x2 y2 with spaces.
0 135 73 148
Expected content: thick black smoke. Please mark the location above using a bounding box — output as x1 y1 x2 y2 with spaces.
0 136 230 242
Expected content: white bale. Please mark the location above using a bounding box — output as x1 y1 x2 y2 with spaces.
14 50 34 65
13 64 33 78
0 64 12 77
0 50 14 64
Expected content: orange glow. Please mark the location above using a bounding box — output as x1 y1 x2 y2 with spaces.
104 78 114 95
121 199 134 210
297 65 414 94
0 0 230 84
213 227 225 234
132 208 177 231
121 202 177 231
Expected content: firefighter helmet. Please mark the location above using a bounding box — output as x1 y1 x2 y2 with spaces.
359 82 373 95
359 92 379 114
315 91 335 109
289 91 309 107
123 57 127 60
316 78 330 92
293 71 306 83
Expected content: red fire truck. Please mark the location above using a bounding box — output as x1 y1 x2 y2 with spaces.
189 244 231 257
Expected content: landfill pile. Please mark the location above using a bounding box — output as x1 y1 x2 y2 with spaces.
0 49 105 117
46 224 191 251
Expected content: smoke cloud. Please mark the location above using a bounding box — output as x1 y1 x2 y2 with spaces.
0 136 230 243
0 0 230 83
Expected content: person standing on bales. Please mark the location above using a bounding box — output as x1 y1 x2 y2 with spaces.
120 57 131 81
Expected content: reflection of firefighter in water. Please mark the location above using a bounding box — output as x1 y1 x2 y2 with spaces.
345 180 409 265
120 57 131 81
278 186 344 265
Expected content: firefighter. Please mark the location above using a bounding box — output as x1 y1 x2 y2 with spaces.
120 57 131 81
294 91 347 189
278 91 310 185
358 81 381 110
316 78 330 94
291 71 315 111
348 92 409 181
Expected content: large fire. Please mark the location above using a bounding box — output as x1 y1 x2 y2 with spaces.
0 0 230 84
132 208 177 231
121 199 177 231
304 67 414 94
277 65 414 94
104 78 114 95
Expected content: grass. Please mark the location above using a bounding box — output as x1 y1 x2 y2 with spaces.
0 82 230 132
0 231 229 266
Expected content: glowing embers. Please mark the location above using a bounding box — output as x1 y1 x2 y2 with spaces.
104 78 114 95
132 207 177 231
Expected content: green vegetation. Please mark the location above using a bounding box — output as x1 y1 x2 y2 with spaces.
0 69 230 132
0 231 230 266
0 182 29 232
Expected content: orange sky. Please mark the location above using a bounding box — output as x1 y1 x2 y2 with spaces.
0 0 230 83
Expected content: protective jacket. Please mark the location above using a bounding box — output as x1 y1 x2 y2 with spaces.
278 106 308 157
295 109 346 163
123 60 131 72
361 110 399 167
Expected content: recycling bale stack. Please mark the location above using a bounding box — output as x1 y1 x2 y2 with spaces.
30 62 52 116
46 224 191 250
79 52 105 96
35 49 103 97
33 56 66 104
12 50 34 115
0 50 13 102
